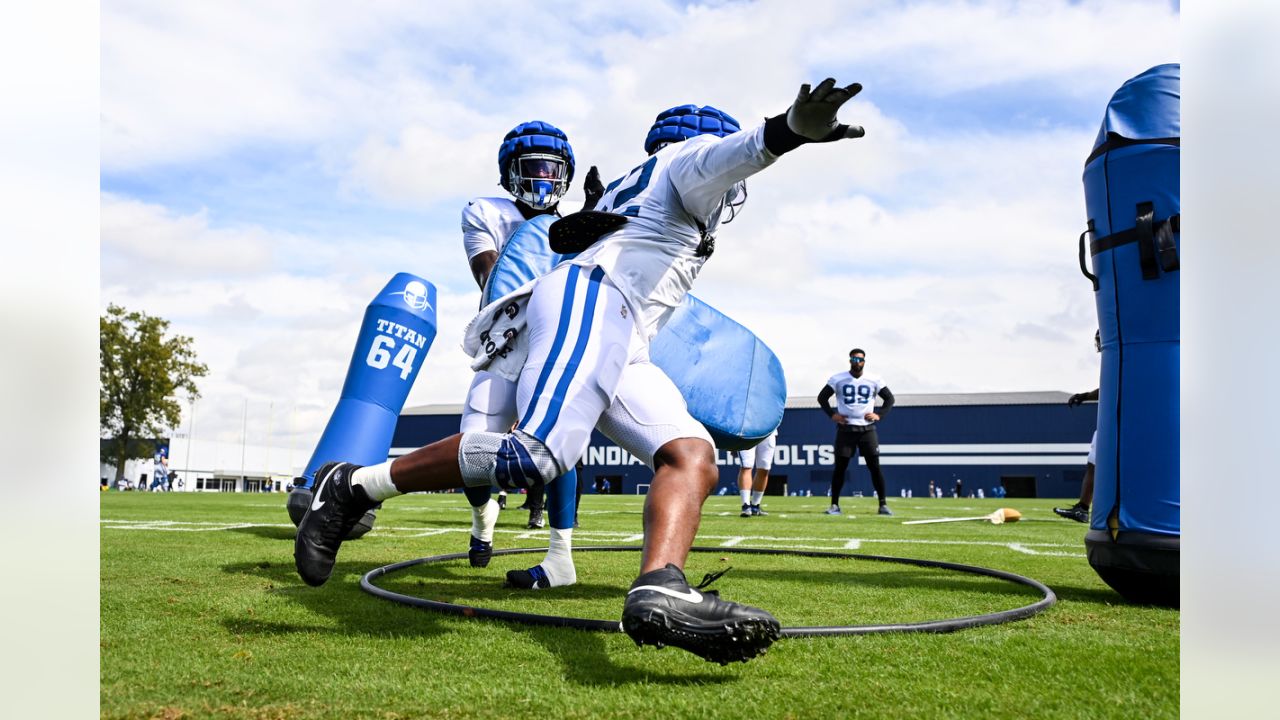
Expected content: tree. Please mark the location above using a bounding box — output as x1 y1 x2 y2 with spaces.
100 304 208 486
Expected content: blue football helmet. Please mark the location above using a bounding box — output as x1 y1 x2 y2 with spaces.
644 105 740 155
498 121 575 210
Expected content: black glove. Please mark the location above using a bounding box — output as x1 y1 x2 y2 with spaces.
787 78 865 141
581 165 604 212
1068 393 1086 408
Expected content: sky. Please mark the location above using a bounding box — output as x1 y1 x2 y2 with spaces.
99 0 1182 453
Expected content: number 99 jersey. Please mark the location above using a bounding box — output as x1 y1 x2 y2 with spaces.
826 371 886 427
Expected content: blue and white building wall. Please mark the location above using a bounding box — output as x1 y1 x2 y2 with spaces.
391 391 1096 499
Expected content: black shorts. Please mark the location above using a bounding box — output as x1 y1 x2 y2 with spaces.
835 425 879 459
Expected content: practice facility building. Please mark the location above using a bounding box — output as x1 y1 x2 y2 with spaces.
390 391 1097 500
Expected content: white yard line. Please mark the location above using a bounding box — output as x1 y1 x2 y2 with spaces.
101 518 1083 557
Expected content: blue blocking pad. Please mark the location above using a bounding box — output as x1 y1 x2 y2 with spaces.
1082 63 1180 538
1081 64 1179 606
483 214 577 306
649 296 786 450
485 215 785 449
301 273 438 486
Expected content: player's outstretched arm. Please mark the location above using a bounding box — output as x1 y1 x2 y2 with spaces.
1068 388 1100 407
764 78 865 156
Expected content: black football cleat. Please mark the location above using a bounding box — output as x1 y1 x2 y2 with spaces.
288 480 379 540
469 535 493 568
505 565 550 589
1053 504 1089 523
622 564 780 665
286 482 312 526
527 505 545 529
877 504 893 517
751 505 768 517
345 502 382 540
740 503 752 518
294 462 376 587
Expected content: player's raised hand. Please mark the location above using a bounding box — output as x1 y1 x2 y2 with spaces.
582 165 604 211
787 78 865 142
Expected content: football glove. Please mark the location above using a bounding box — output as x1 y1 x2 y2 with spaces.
786 78 865 141
582 165 604 212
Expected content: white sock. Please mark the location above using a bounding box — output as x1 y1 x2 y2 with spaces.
751 491 764 505
471 498 499 542
537 527 577 588
740 489 751 504
351 461 401 501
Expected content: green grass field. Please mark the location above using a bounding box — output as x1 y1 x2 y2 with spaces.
101 492 1177 719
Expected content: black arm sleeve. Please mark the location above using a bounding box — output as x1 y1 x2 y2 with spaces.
878 387 896 417
817 385 837 417
763 113 809 156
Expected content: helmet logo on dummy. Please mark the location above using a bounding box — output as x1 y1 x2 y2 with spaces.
498 121 576 211
393 280 432 311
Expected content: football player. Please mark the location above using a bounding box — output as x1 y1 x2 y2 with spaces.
737 430 778 517
459 121 603 589
296 78 867 664
817 348 896 516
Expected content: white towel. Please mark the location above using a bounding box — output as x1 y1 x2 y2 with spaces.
461 279 537 381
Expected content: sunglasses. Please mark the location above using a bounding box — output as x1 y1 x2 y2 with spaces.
849 357 865 363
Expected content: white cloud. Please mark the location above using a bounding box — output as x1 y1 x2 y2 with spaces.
100 0 1171 453
100 195 274 278
811 0 1180 96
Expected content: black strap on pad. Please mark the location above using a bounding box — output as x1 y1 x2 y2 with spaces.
549 211 629 254
1079 219 1100 291
1088 204 1180 281
1134 202 1158 280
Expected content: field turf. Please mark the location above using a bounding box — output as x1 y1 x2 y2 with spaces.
101 492 1177 719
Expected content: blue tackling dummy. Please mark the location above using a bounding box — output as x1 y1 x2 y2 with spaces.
1080 63 1180 607
286 273 438 536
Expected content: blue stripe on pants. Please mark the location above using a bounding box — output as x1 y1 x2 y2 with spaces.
533 267 606 439
519 265 581 431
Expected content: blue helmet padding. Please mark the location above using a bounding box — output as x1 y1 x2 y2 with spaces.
1091 63 1180 150
644 105 741 154
498 121 576 184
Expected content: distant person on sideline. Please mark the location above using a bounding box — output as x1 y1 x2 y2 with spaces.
817 348 895 516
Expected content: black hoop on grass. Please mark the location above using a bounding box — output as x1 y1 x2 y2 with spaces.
360 546 1057 637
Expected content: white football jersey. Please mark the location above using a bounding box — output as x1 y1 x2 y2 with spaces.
462 197 531 261
826 371 887 426
572 124 776 340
